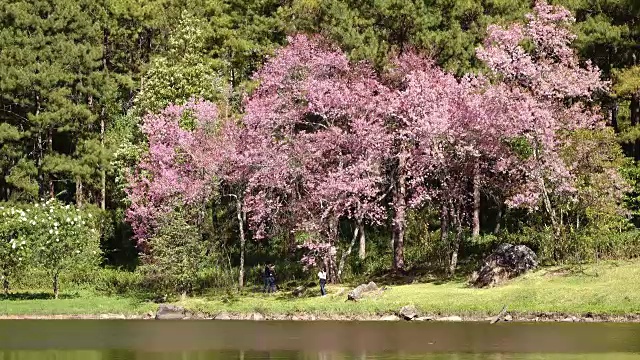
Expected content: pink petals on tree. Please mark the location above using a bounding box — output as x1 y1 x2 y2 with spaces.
125 1 614 275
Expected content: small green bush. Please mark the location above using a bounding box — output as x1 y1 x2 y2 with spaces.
94 268 143 296
138 210 209 296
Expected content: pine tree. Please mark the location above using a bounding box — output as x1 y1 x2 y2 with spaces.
0 0 106 203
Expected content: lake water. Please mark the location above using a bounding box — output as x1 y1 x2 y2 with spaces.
0 320 639 359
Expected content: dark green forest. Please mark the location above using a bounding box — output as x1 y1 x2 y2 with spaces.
1 0 639 295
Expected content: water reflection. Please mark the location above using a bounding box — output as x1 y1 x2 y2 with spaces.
0 321 640 359
1 350 640 360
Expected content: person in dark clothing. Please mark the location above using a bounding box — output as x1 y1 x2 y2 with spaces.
263 264 271 293
264 263 276 293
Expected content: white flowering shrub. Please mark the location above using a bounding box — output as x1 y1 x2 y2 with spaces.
0 199 101 298
0 206 32 294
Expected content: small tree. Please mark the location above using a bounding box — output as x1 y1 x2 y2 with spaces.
140 210 207 298
31 200 101 299
0 200 101 298
0 205 32 294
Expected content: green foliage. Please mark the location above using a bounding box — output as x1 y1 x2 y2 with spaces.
132 11 226 116
558 0 639 77
94 268 143 297
0 200 101 297
0 0 111 202
613 66 640 97
0 0 639 295
0 205 33 293
285 0 528 74
139 210 209 296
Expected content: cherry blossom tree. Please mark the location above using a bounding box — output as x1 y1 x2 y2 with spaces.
241 35 391 282
125 99 220 249
126 1 615 280
476 0 608 238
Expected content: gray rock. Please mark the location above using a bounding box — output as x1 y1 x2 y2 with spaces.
438 316 462 322
214 312 231 320
399 305 419 320
250 312 264 321
99 314 126 320
472 244 538 288
504 314 513 322
347 282 378 301
380 315 400 321
292 286 306 297
155 304 186 320
415 316 434 321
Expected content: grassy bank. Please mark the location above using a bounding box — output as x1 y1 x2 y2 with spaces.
182 260 640 318
0 261 639 318
0 290 155 316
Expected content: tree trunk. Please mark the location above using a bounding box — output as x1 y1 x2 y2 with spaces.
494 201 503 234
338 225 359 280
472 170 480 239
100 115 106 210
449 207 462 277
100 31 109 210
632 95 640 161
47 128 54 198
534 140 560 238
53 272 59 299
611 101 619 133
358 219 366 260
327 217 340 283
3 273 9 295
440 203 449 267
235 197 246 288
286 229 296 253
35 94 45 198
441 204 450 237
392 154 407 272
76 176 83 206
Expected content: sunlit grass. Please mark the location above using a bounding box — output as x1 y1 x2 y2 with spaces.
0 290 154 316
181 260 640 317
0 261 639 317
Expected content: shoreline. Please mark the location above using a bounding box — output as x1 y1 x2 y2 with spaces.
1 311 640 323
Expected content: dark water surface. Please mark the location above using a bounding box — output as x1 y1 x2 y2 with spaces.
0 320 639 359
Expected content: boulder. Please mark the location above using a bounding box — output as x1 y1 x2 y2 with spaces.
380 315 400 321
214 312 231 320
347 282 378 301
415 316 434 321
155 304 186 320
438 316 462 322
99 314 126 320
292 286 306 297
561 316 578 322
250 312 265 321
472 243 538 288
399 305 419 320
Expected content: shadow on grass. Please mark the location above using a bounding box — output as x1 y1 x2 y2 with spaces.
348 264 474 288
544 264 601 278
0 292 79 300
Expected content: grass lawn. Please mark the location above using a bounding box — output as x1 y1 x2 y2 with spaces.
181 260 640 317
0 290 155 316
0 261 639 317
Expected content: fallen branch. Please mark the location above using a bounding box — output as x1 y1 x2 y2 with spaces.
490 305 508 324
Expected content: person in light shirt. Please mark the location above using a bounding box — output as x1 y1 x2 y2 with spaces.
318 267 327 296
